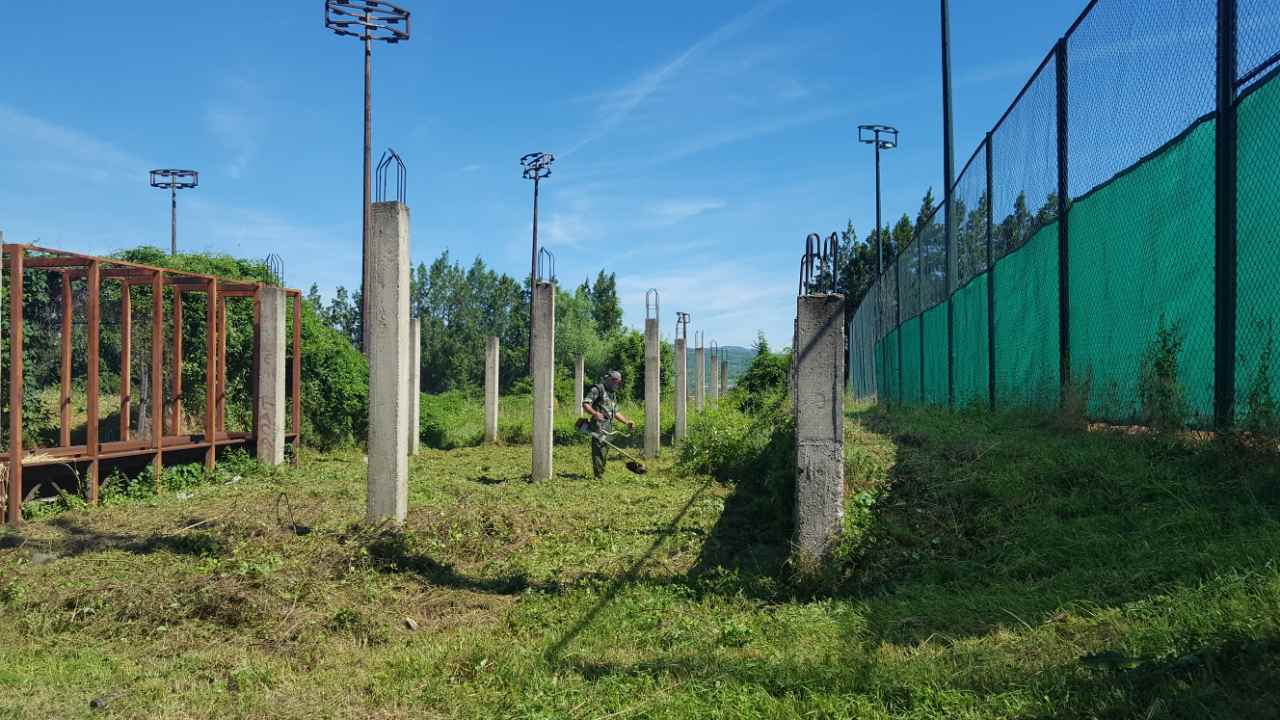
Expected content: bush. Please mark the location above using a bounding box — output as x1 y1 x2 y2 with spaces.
1138 316 1189 434
678 388 794 511
299 301 368 448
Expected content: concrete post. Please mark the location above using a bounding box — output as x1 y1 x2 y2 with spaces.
574 354 585 414
366 201 411 523
674 338 687 441
256 287 287 465
793 294 846 560
710 353 720 402
408 318 421 455
484 336 499 444
531 282 556 482
644 318 660 458
695 347 705 411
721 359 729 395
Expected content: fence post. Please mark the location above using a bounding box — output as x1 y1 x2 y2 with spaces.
917 239 926 404
1055 37 1071 405
985 133 997 412
896 255 903 407
941 0 956 409
1214 0 1238 429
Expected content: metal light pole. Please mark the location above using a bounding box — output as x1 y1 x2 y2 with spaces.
521 151 555 370
857 125 899 276
324 0 410 353
149 169 199 256
941 0 957 408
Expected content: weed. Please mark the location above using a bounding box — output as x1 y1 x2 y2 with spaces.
1241 332 1280 444
1138 315 1190 434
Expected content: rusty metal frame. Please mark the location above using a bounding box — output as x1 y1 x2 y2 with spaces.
2 244 303 525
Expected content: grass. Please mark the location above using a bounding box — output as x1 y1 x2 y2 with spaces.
0 400 1277 718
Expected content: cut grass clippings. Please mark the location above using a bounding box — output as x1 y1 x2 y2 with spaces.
0 402 1276 718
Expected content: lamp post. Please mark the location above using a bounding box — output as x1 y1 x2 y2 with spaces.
857 125 899 277
324 0 410 353
521 151 555 370
149 169 199 256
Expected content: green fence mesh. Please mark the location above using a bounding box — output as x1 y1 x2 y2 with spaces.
953 274 990 407
1068 117 1216 423
1237 69 1280 425
882 328 900 404
994 223 1059 408
923 304 949 405
901 316 922 405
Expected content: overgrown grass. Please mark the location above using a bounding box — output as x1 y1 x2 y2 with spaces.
0 402 1277 718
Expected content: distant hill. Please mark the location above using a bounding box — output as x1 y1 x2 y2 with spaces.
681 345 755 391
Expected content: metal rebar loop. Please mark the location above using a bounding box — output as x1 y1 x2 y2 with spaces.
265 253 284 286
709 340 719 363
694 330 704 350
375 148 406 203
536 247 556 283
324 0 411 42
675 311 690 342
645 289 660 321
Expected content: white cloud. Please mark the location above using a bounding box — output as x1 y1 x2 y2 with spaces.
650 198 726 224
205 74 267 179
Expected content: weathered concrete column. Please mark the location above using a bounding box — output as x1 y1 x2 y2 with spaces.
574 354 585 414
408 318 421 455
256 287 287 465
695 345 706 411
793 294 846 560
367 201 411 523
531 282 556 482
674 338 687 441
721 359 729 395
709 351 720 402
484 336 499 444
644 317 660 459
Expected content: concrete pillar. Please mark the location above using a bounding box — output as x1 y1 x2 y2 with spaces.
695 347 705 411
531 282 555 482
484 336 499 444
574 354 585 414
367 201 411 523
674 338 687 441
644 318 660 459
710 354 720 402
793 294 846 560
408 318 421 455
256 287 287 465
721 359 729 395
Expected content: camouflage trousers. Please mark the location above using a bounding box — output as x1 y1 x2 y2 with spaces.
591 437 607 478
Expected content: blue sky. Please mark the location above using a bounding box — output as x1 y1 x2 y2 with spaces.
0 1 1086 348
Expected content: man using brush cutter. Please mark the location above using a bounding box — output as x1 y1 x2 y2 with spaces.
581 370 637 479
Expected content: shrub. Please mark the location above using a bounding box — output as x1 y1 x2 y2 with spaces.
1138 316 1189 434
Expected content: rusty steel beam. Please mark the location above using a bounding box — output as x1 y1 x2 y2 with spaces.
217 296 227 436
7 246 25 525
151 271 164 486
120 281 132 442
60 271 72 447
86 259 101 504
172 290 183 436
205 278 217 470
22 256 92 269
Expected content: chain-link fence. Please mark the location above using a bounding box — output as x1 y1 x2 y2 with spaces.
849 0 1280 431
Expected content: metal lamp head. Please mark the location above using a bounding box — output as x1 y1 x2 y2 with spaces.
324 0 410 43
149 169 199 190
521 152 554 180
858 124 899 150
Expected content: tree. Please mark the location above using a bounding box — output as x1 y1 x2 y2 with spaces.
589 270 622 336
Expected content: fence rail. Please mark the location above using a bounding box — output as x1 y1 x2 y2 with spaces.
849 0 1280 431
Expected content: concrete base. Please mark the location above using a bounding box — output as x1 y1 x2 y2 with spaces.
408 318 421 455
695 348 705 411
793 294 845 560
366 201 411 523
644 318 660 459
674 338 687 441
531 283 555 481
256 287 287 465
484 336 499 444
574 354 585 415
